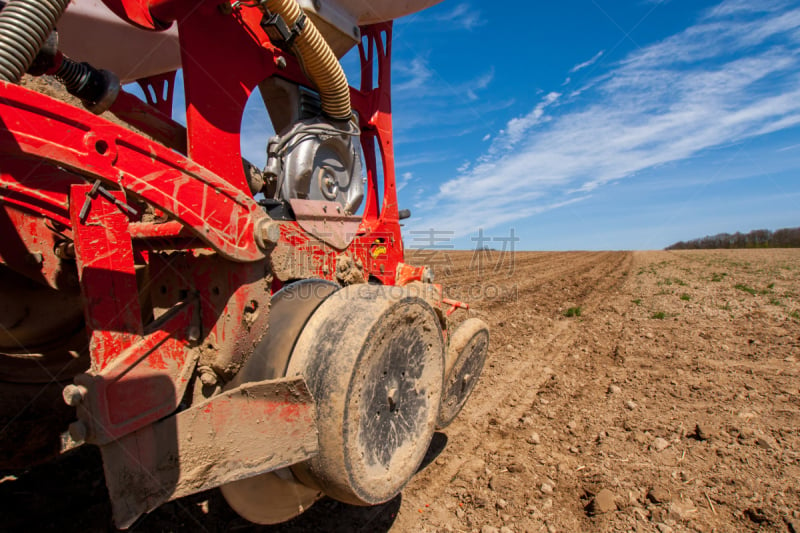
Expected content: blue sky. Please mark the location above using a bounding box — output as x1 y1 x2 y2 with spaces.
359 0 800 250
145 0 800 251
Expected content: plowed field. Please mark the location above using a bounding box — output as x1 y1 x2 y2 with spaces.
2 250 799 532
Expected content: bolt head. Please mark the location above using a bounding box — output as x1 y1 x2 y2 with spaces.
62 384 87 406
259 221 281 246
200 370 218 387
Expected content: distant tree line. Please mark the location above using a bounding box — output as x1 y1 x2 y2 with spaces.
666 227 800 250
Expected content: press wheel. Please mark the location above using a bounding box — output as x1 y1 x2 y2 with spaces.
437 318 489 428
287 284 445 506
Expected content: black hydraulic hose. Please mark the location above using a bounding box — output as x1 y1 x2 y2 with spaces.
0 0 70 82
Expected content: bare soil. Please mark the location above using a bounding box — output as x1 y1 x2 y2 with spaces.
1 249 799 532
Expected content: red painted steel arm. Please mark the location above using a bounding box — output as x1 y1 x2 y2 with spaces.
0 82 266 262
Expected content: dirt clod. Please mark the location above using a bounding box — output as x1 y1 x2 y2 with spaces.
647 487 671 504
744 507 770 524
526 432 541 445
587 489 617 515
650 437 670 452
755 436 774 450
668 501 698 522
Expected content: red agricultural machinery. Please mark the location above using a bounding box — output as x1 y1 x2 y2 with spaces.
0 0 488 527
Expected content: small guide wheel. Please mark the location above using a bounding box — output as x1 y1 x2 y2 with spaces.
287 284 445 506
437 318 489 429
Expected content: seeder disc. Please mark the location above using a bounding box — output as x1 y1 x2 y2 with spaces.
220 279 337 524
220 468 321 525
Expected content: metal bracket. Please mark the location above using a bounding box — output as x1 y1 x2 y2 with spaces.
101 376 318 528
289 199 361 250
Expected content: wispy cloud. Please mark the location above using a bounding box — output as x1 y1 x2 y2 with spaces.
397 171 415 192
569 50 605 73
395 151 458 169
391 56 508 144
394 57 434 92
493 92 560 150
466 67 495 101
394 56 494 102
777 142 800 152
395 3 484 30
706 0 790 18
430 4 485 31
406 0 800 236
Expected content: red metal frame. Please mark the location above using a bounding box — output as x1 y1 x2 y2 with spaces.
0 0 433 507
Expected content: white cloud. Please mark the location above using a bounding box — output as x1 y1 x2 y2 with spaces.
490 92 560 152
406 0 800 237
397 172 415 192
569 50 605 73
466 67 495 100
394 57 433 92
395 152 456 169
394 56 494 103
777 142 800 152
430 4 485 31
705 0 789 18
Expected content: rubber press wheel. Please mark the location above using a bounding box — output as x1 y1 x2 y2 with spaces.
287 284 445 506
221 279 339 524
437 318 489 429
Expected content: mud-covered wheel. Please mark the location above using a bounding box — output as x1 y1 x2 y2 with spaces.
220 279 338 524
287 284 445 506
437 318 489 429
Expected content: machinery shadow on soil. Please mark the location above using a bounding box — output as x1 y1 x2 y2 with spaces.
0 432 451 532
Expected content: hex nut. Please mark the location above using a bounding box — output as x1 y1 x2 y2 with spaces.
256 220 282 249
